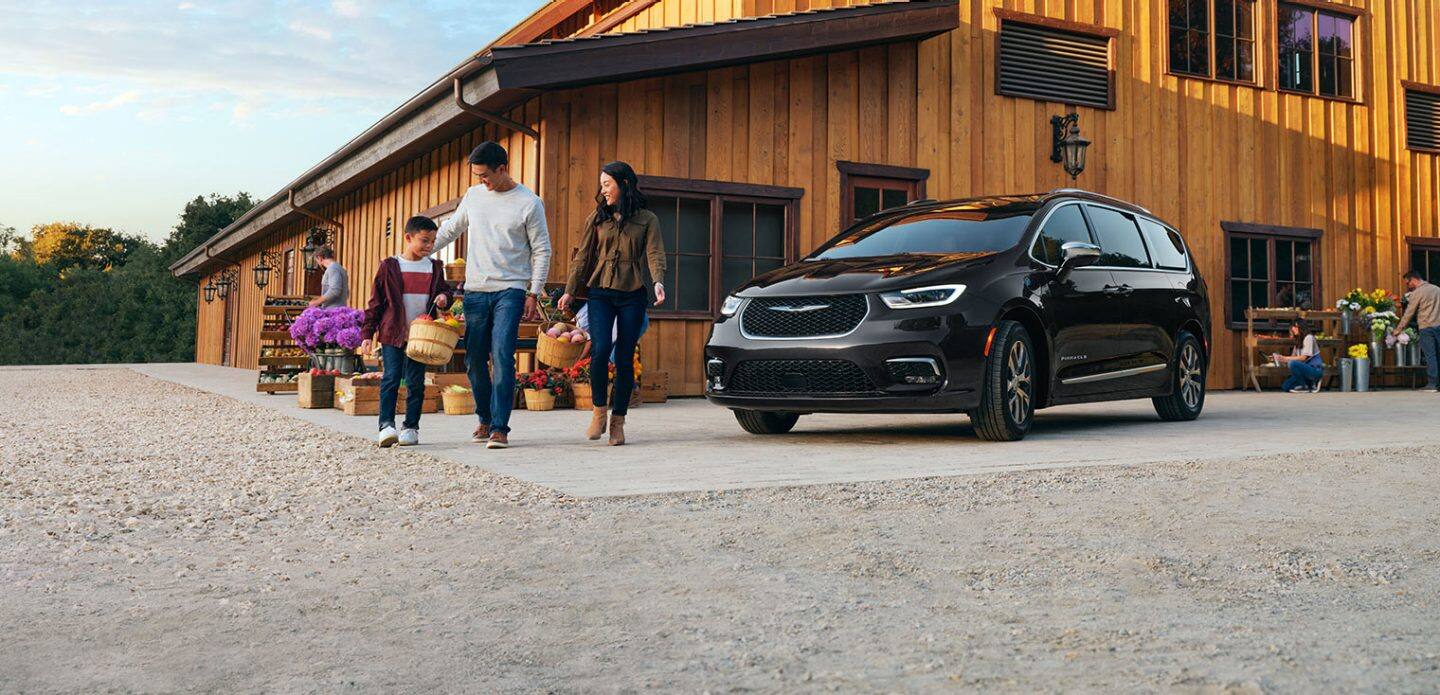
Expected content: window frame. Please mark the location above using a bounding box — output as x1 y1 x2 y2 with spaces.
1402 81 1440 155
1221 221 1323 329
837 161 930 230
992 8 1119 111
1406 236 1440 284
639 175 803 320
1274 0 1363 103
283 248 296 296
1084 203 1156 270
1167 0 1261 87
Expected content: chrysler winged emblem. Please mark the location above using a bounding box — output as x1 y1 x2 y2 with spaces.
769 302 830 313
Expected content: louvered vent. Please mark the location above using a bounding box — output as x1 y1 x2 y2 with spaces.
1407 88 1440 152
998 20 1112 109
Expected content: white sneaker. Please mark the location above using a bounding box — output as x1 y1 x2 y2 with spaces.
1311 382 1323 393
378 426 398 448
398 428 419 446
1288 386 1309 393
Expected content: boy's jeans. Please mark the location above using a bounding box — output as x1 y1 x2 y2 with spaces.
463 288 526 434
379 344 427 431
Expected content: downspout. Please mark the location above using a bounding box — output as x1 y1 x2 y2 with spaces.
287 189 344 231
453 75 543 200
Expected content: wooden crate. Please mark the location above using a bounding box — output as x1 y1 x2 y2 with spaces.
297 373 335 409
333 376 440 416
432 372 471 388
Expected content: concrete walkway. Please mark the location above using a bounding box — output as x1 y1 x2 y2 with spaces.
75 362 1438 497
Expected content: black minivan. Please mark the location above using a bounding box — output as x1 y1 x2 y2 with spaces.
703 189 1210 441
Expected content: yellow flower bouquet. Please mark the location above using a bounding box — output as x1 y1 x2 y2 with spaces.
1347 343 1369 360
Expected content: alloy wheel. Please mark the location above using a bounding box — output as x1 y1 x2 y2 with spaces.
1005 340 1032 424
1179 342 1203 409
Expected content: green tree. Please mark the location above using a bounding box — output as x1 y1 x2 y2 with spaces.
162 192 256 264
29 221 143 273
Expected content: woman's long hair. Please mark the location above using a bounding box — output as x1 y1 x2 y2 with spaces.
592 161 647 228
1291 319 1312 351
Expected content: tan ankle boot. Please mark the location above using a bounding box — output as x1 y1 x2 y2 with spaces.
586 407 608 440
608 414 626 446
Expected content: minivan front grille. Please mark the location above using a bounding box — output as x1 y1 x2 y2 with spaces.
740 294 868 338
728 359 878 396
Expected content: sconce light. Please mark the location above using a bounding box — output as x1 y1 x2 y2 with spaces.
254 250 280 290
1050 113 1091 180
302 227 331 272
203 280 217 303
216 268 239 300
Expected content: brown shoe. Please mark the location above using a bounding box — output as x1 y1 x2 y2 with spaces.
472 422 490 443
586 407 609 440
608 415 625 446
486 431 509 449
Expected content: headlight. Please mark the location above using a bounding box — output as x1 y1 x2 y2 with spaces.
720 295 744 317
879 284 966 309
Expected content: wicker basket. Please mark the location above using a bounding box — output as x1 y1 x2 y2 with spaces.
444 262 465 283
523 388 556 411
441 389 475 415
406 318 463 366
571 382 593 409
535 323 587 367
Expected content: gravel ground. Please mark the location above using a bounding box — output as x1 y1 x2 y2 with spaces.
2 369 1438 693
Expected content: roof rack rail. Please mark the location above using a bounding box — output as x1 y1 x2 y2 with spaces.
1046 188 1152 215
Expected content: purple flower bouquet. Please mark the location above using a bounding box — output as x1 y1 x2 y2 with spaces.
289 306 366 353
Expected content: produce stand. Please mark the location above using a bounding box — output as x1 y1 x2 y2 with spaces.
1244 306 1425 390
257 296 311 393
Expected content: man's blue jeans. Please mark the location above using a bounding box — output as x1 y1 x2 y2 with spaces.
1420 326 1440 387
1282 360 1323 391
463 288 525 434
379 344 427 431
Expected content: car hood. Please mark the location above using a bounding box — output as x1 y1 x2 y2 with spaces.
737 252 1000 296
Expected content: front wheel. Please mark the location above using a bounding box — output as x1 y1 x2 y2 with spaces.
1153 332 1206 421
969 320 1036 441
733 409 800 435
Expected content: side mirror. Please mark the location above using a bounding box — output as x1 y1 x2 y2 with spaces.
1057 241 1101 281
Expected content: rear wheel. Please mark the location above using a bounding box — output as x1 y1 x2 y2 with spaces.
969 320 1035 441
734 409 800 435
1153 332 1206 421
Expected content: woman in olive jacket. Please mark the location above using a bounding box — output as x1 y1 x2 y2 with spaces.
558 161 666 445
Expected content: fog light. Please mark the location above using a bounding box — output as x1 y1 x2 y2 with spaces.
706 358 725 391
886 357 941 385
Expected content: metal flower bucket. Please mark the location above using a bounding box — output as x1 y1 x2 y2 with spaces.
1355 358 1371 392
1339 358 1354 392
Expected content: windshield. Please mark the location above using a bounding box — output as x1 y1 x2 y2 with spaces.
809 207 1036 260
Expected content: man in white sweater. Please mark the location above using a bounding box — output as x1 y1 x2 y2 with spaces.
433 141 551 449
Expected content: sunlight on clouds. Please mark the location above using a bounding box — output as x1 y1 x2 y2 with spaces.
60 90 141 116
332 0 361 18
177 2 195 9
287 20 333 41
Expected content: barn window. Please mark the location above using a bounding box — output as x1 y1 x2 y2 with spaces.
1278 3 1356 99
837 161 930 229
1409 238 1440 284
1168 0 1256 83
283 249 296 296
1223 222 1321 327
996 12 1115 110
1405 85 1440 153
641 176 803 318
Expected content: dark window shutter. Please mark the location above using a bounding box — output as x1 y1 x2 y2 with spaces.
998 20 1112 109
1407 88 1440 152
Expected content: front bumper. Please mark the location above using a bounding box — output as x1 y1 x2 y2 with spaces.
703 295 993 413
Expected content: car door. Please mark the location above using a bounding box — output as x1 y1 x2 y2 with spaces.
1084 204 1170 391
1026 202 1123 399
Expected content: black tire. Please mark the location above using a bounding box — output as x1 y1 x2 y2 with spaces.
733 409 800 435
1153 331 1206 421
969 320 1036 442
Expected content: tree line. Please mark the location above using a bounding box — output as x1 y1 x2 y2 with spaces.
0 193 255 365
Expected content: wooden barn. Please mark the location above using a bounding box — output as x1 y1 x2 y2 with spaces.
172 0 1440 393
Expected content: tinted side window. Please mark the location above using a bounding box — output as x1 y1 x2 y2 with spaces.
1139 218 1189 270
1030 204 1093 265
1086 206 1152 268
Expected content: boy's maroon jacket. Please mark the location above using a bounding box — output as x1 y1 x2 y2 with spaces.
362 257 453 347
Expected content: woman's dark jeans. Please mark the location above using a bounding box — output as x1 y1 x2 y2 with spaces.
587 287 647 416
380 343 427 431
1282 360 1323 391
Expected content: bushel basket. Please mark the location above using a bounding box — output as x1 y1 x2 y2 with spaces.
536 322 587 367
406 318 463 366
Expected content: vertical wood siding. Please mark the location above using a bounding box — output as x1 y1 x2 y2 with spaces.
195 0 1440 398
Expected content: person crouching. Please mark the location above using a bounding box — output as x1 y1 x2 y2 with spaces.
360 216 452 447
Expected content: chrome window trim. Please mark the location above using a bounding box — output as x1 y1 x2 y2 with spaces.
738 294 872 341
1027 200 1193 274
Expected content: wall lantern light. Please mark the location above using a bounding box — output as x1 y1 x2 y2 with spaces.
216 268 239 300
302 227 331 272
254 250 280 290
203 280 217 303
1050 113 1091 180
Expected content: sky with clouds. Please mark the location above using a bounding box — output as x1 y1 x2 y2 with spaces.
0 0 541 242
